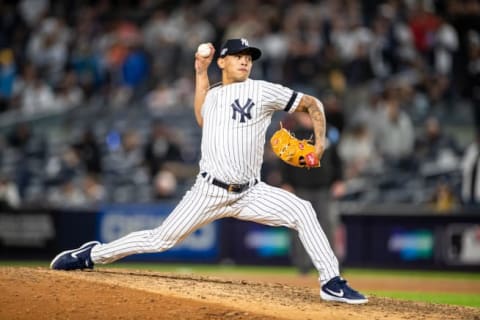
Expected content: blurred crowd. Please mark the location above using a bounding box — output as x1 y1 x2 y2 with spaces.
0 0 480 212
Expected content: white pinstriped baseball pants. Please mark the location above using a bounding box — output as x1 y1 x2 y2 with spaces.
91 174 339 284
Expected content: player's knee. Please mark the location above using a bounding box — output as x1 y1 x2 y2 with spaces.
146 228 179 251
155 239 176 251
149 236 176 252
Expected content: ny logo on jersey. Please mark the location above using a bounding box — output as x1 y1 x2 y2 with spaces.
231 98 254 123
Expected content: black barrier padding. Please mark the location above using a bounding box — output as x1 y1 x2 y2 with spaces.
341 212 480 270
0 209 97 260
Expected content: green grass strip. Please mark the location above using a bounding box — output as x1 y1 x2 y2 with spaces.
344 268 480 281
0 261 49 267
368 290 480 308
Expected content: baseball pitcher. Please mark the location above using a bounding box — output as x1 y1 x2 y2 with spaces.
50 38 368 304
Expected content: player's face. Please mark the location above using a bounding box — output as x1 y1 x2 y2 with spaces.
218 53 253 84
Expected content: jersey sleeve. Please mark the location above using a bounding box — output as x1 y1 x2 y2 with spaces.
261 81 304 113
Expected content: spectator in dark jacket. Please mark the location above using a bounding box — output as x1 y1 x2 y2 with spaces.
280 113 344 275
73 129 102 174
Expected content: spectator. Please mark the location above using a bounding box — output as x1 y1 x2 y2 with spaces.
461 132 480 207
395 79 430 124
121 43 149 96
104 129 148 191
367 14 393 79
142 9 182 83
144 121 183 176
425 73 452 112
45 146 84 185
408 3 440 58
322 91 345 134
1 2 29 52
467 30 480 132
316 44 345 94
7 122 32 151
73 129 102 174
375 96 415 167
18 0 49 28
81 174 106 205
145 82 180 114
52 71 85 109
351 82 385 137
17 65 57 114
261 146 283 187
330 8 370 64
415 116 462 166
153 170 177 200
0 48 16 112
177 6 216 76
0 173 21 209
223 8 263 43
48 179 86 208
344 41 374 87
26 17 71 85
260 11 289 82
111 130 143 172
283 1 323 89
433 16 458 76
428 179 458 213
379 3 417 73
338 121 382 180
280 113 344 275
6 122 35 198
69 6 105 97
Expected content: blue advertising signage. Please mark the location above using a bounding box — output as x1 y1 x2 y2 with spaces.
225 219 291 265
244 227 290 258
387 229 434 261
97 204 219 262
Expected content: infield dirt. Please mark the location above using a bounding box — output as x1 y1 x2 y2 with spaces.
1 267 479 320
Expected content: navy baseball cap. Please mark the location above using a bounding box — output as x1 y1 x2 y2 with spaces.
219 38 262 61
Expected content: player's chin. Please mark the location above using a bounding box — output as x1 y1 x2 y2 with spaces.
236 71 249 81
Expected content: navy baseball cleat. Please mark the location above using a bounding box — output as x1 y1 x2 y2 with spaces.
50 241 100 270
320 276 368 304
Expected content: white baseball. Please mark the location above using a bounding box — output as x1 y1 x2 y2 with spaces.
197 43 211 57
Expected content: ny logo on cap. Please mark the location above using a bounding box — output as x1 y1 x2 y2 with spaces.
231 98 254 123
241 38 249 46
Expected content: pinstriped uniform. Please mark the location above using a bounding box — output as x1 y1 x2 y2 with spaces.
91 78 339 284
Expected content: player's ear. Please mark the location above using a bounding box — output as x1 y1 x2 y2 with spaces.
217 57 225 69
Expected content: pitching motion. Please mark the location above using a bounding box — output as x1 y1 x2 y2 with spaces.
50 38 368 305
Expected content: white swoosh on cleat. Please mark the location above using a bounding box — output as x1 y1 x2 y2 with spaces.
71 246 92 259
325 288 344 297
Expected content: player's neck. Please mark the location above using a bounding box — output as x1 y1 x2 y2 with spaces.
222 75 248 86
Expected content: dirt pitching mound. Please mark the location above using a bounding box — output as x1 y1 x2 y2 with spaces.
1 267 479 320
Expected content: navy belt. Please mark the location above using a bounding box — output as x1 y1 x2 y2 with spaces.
201 172 257 193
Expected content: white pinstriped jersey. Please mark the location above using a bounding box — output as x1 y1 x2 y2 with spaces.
199 78 303 184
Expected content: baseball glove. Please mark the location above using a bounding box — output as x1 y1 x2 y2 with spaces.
270 125 320 168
